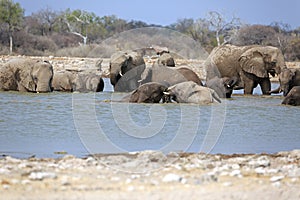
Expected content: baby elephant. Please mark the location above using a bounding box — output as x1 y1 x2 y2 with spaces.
282 86 300 106
121 82 168 103
206 76 238 98
163 81 221 104
270 68 300 96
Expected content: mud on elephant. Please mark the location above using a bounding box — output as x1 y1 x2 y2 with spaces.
205 44 286 95
0 58 53 93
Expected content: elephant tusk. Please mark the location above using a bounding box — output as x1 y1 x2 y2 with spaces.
163 92 170 95
119 71 123 77
227 85 231 88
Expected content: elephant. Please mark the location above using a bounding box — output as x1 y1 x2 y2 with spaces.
282 86 300 106
163 81 221 104
111 56 202 92
0 58 53 93
140 63 196 87
205 76 238 98
175 66 203 86
52 71 104 92
205 44 286 95
157 53 175 67
109 50 146 92
120 82 168 103
270 68 300 96
52 71 75 92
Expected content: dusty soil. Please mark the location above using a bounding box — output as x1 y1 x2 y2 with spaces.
1 150 300 200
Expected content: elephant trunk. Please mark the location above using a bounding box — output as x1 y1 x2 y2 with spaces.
36 81 52 93
282 86 290 97
110 73 121 86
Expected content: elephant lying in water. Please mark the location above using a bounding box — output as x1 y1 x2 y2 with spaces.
270 68 300 96
282 86 300 106
163 81 221 104
0 58 53 93
120 82 167 103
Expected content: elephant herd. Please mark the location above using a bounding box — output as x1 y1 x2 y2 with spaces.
0 44 299 106
0 58 104 93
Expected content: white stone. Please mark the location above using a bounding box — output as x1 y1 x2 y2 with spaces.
28 172 57 180
162 173 182 183
270 175 284 182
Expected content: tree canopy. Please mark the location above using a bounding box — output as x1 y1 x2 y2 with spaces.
0 1 299 61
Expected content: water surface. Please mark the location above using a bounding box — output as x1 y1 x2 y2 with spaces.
0 81 299 158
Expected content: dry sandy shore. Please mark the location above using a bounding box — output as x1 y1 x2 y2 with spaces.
1 150 300 200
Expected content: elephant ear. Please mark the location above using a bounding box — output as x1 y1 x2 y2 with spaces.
239 49 268 78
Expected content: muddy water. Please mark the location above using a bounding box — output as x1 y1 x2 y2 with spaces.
0 80 299 158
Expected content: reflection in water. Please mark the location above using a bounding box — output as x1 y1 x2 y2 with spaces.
0 82 300 158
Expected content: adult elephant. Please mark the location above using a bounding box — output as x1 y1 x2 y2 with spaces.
52 71 104 92
163 81 221 104
282 86 300 106
270 68 300 96
74 73 104 92
111 55 202 92
206 76 238 98
0 58 53 93
109 50 146 92
205 44 286 95
121 82 168 103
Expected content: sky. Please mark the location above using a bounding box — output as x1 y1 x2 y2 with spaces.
14 0 300 29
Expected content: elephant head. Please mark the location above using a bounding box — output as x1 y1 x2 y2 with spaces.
206 76 238 98
239 46 285 78
31 61 53 92
11 59 53 93
109 51 146 90
282 86 300 106
279 68 295 96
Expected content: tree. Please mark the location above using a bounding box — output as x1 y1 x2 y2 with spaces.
31 7 59 36
63 9 97 45
207 11 241 46
234 25 277 46
0 0 24 54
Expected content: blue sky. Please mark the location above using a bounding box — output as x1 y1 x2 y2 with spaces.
15 0 300 28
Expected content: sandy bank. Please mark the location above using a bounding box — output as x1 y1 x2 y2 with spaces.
1 150 300 200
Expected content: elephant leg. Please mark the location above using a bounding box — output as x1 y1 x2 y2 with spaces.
242 74 255 95
259 78 271 95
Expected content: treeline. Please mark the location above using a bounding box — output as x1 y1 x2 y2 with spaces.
0 0 300 61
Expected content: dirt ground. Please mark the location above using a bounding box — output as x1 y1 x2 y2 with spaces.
1 150 300 200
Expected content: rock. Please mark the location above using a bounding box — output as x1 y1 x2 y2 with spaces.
162 173 182 183
255 167 266 174
270 175 284 182
200 172 218 183
137 150 167 163
249 156 270 168
28 172 57 181
290 150 300 159
230 170 242 177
